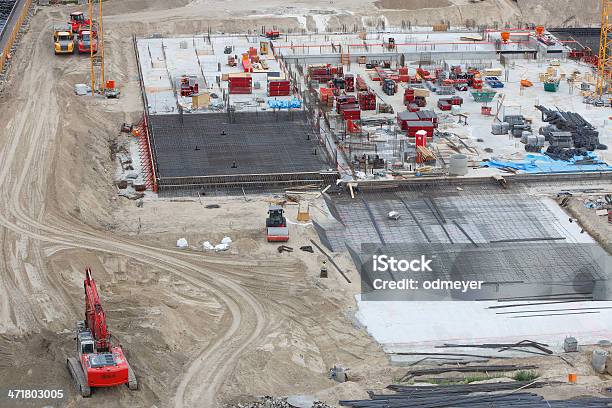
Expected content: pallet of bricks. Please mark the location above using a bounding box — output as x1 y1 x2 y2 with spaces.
229 73 252 94
268 79 290 96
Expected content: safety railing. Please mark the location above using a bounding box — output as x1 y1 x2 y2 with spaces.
0 0 32 74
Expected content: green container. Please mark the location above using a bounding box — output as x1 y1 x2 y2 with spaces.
544 79 560 92
471 90 496 103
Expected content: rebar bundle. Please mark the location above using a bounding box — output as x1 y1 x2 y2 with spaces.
340 381 612 407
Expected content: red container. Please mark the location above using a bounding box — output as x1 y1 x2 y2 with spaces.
336 96 357 113
397 111 420 130
437 99 452 110
450 96 463 106
342 109 361 120
407 121 434 137
404 88 415 105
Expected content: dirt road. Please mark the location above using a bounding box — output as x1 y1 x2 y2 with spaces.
0 7 386 407
0 9 267 407
0 1 604 407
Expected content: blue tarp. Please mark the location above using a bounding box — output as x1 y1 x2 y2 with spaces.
267 98 301 109
482 152 612 173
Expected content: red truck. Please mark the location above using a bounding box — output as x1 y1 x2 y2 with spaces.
77 27 98 54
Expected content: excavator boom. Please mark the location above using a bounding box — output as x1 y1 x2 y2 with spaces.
84 268 110 351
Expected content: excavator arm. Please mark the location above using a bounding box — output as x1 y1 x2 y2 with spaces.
84 268 110 351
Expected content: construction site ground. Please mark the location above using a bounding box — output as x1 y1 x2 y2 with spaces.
0 2 611 408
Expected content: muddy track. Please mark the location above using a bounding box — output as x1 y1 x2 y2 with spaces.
0 14 267 407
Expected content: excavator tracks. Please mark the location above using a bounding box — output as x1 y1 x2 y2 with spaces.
127 361 138 390
66 357 91 397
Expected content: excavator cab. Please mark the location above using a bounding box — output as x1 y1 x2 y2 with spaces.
80 339 94 355
77 326 95 355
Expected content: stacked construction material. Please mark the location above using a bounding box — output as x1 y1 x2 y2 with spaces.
228 74 252 94
344 74 355 92
356 75 368 91
382 78 397 95
358 91 376 111
339 381 612 407
417 110 439 128
398 66 409 82
536 105 604 150
319 88 334 106
405 87 429 107
268 79 290 96
404 88 415 105
397 111 419 130
438 96 462 110
335 95 357 113
438 99 452 110
397 110 438 131
406 121 435 137
309 64 341 83
339 104 360 120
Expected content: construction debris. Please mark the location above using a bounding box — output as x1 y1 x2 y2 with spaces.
339 381 612 407
436 339 553 355
400 364 539 380
231 396 334 408
277 245 293 253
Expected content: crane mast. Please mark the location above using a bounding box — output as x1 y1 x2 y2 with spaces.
596 0 611 98
88 0 105 95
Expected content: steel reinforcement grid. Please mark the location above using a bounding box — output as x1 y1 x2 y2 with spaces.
148 110 333 193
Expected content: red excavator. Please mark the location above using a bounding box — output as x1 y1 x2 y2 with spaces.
66 268 137 397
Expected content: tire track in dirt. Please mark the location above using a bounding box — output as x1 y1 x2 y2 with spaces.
0 15 266 407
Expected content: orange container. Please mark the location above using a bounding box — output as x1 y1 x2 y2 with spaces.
501 32 511 42
105 80 116 89
568 373 577 383
535 26 545 36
